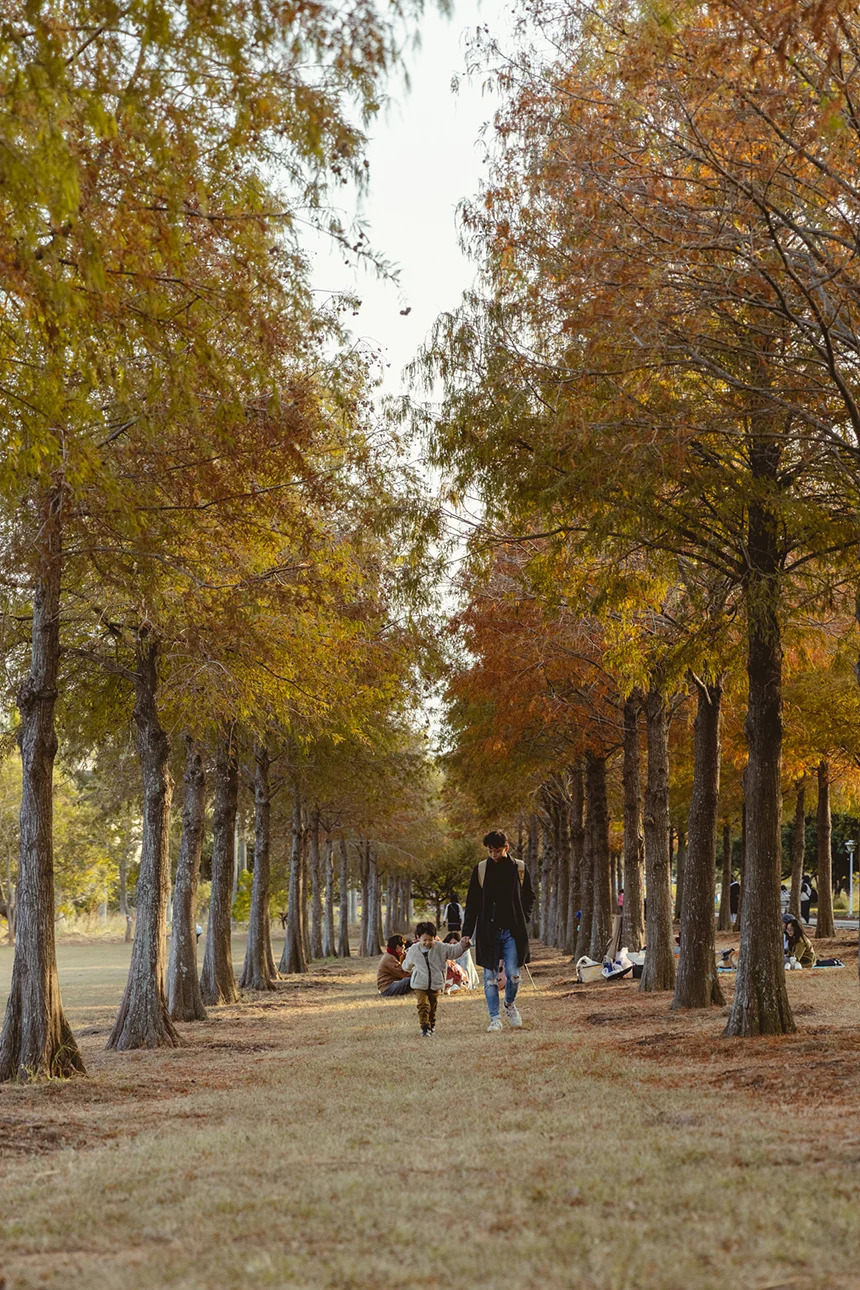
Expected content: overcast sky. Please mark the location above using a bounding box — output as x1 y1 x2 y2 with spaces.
311 0 507 397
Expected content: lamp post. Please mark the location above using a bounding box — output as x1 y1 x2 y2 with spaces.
846 839 856 920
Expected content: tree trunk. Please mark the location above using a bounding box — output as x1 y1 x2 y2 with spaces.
815 760 836 938
200 731 240 1006
359 842 370 955
575 778 595 961
555 789 570 949
672 677 724 1009
588 754 612 961
538 815 552 942
338 838 351 957
718 824 733 932
107 635 179 1051
789 780 806 918
725 455 795 1036
526 813 540 938
566 768 584 954
367 850 382 955
309 807 323 959
279 785 307 974
736 798 747 923
239 743 277 991
322 837 336 957
640 687 676 992
674 827 687 922
0 485 85 1081
621 696 645 952
167 736 208 1020
300 815 312 964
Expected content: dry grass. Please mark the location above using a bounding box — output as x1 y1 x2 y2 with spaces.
0 932 858 1290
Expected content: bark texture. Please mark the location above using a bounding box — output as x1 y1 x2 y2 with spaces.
108 635 179 1050
167 736 208 1021
309 808 323 958
575 779 594 960
588 754 612 961
725 452 795 1036
338 839 351 957
0 486 85 1081
566 769 584 954
200 732 240 1006
239 744 277 991
322 837 336 957
621 695 645 951
672 678 724 1009
640 687 676 992
279 785 307 974
815 760 836 938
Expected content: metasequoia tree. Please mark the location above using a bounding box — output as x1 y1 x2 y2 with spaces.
0 0 443 1079
421 0 860 1030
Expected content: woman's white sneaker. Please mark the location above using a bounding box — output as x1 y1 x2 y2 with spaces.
504 1003 523 1028
487 1016 503 1031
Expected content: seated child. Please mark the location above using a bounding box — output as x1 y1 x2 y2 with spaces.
442 933 468 992
403 922 469 1036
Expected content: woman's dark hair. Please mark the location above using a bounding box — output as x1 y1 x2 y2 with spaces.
415 921 437 937
386 934 405 953
785 916 804 949
443 932 459 944
482 829 508 849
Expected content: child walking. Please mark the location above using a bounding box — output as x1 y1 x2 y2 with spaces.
402 922 469 1037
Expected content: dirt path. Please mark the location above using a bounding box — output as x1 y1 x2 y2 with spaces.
1 937 858 1290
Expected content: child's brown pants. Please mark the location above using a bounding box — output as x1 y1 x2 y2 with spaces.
414 989 438 1029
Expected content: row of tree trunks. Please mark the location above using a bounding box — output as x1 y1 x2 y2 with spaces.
566 773 583 955
322 837 336 957
279 784 307 974
587 754 612 962
309 808 323 959
239 744 277 991
816 761 836 938
718 823 733 932
789 780 805 919
622 696 645 952
200 730 240 1007
672 678 724 1009
108 636 180 1050
640 688 675 993
0 485 86 1079
725 440 795 1036
338 839 352 957
168 737 208 1018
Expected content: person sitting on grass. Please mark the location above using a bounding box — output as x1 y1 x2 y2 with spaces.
442 933 469 993
402 922 469 1037
377 934 413 997
782 913 817 968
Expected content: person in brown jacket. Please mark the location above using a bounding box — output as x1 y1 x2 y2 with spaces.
377 934 413 997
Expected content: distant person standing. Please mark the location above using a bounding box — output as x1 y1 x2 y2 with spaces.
462 829 535 1032
443 892 463 936
800 874 813 925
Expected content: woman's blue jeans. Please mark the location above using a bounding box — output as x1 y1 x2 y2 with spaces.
483 928 521 1018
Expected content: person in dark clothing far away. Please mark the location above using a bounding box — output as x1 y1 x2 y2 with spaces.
462 828 535 1032
444 891 464 936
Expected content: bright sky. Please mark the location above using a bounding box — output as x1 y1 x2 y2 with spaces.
311 0 507 397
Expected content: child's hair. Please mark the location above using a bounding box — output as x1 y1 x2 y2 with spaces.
386 934 405 953
482 828 508 849
416 921 437 938
443 932 459 944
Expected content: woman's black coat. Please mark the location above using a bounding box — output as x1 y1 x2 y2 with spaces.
462 857 535 969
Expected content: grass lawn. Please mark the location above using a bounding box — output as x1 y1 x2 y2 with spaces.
0 931 858 1290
